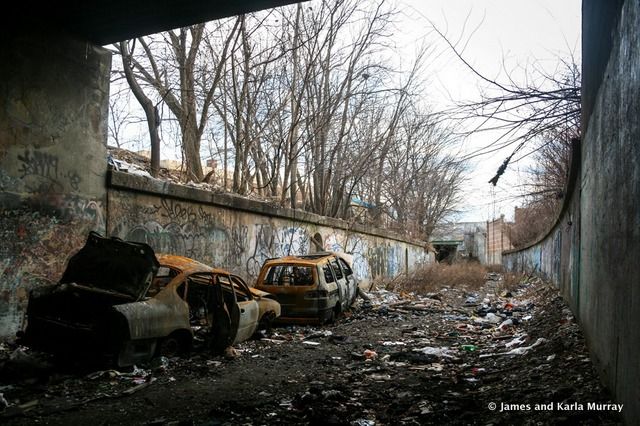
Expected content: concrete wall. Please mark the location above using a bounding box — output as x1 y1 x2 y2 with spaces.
504 1 639 422
0 34 111 338
107 171 431 285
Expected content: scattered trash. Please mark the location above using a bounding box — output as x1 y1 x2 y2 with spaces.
498 319 514 331
484 313 501 323
368 374 391 381
381 341 406 346
352 419 375 426
505 335 528 348
412 346 458 359
503 338 548 356
122 377 157 396
363 349 378 360
224 347 239 359
0 393 9 411
0 271 618 425
464 295 479 305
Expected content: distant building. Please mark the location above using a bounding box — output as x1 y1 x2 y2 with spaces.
486 215 514 265
430 222 487 263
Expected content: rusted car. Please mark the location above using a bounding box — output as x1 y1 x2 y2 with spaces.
153 254 281 352
18 232 280 367
254 252 358 324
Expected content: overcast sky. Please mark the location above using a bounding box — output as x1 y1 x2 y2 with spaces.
393 0 581 223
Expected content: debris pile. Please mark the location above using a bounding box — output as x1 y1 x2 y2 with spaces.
107 147 276 204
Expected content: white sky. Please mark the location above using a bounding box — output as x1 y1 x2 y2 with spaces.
393 0 581 222
110 0 581 224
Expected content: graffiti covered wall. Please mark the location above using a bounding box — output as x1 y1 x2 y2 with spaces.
107 171 430 285
0 35 110 338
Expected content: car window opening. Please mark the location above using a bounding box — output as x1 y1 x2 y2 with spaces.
323 264 335 283
264 265 314 286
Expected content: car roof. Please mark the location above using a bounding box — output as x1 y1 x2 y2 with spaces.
155 254 230 276
261 252 338 267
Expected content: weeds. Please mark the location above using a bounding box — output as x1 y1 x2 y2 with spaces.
387 262 489 294
497 272 526 293
485 264 505 273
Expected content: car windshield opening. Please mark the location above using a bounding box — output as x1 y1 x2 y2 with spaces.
264 265 314 286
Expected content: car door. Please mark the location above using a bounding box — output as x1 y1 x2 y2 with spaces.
223 274 259 344
184 273 233 353
329 259 348 312
338 258 358 306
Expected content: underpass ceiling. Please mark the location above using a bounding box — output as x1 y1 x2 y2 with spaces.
7 0 305 45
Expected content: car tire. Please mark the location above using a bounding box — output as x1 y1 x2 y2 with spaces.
158 332 189 358
258 311 275 331
328 305 341 324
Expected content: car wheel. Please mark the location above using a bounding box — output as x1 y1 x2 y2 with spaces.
258 311 275 331
328 305 341 324
158 333 188 358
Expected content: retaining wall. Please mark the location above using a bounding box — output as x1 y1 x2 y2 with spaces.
107 171 431 285
504 1 639 422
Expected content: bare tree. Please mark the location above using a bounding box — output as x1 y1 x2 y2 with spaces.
426 21 580 244
109 0 466 240
115 20 240 181
117 41 163 177
431 22 580 186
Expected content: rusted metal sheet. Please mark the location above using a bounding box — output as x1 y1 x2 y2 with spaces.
113 291 190 341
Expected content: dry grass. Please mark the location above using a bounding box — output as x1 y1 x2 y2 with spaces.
485 264 504 273
497 272 526 293
387 262 489 294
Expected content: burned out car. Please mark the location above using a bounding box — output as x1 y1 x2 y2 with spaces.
254 252 358 324
19 232 280 367
153 254 281 348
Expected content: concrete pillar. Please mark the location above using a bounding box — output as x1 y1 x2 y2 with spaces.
0 34 111 338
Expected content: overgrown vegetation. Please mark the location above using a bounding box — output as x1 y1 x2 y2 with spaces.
497 272 526 294
386 262 489 294
383 262 527 295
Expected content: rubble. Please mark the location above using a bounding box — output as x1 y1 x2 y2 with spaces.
0 275 622 425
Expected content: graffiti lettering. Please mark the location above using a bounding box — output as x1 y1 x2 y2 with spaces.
17 150 82 193
18 150 59 180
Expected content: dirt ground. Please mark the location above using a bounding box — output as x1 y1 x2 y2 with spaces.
0 276 622 425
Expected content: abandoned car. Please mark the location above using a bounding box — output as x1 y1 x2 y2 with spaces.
254 252 358 324
18 232 280 367
153 254 281 349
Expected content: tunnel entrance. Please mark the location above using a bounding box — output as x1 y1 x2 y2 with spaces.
432 242 460 264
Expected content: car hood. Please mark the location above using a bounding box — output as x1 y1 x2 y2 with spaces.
59 231 159 301
249 287 275 299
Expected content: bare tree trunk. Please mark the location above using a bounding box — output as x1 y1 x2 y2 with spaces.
118 41 161 177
